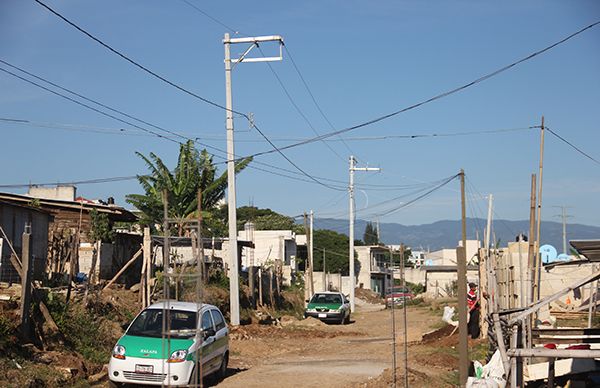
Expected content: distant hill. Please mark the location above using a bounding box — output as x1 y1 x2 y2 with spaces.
313 218 600 252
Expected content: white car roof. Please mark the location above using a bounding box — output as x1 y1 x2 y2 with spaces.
146 300 218 313
312 291 344 295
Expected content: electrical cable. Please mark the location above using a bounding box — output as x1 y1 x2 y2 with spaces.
33 0 341 190
361 173 460 219
0 62 347 190
257 45 346 163
33 0 236 115
0 66 182 144
545 126 600 166
282 44 356 157
245 21 600 158
178 0 240 34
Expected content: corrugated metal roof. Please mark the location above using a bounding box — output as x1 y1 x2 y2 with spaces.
570 240 600 262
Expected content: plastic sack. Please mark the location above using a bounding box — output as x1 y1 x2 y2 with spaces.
442 306 458 326
466 350 506 388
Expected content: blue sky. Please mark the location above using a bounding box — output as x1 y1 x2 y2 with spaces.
1 0 599 230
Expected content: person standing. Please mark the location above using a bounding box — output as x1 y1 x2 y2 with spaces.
467 282 480 339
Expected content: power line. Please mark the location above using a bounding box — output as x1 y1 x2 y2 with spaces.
246 20 600 158
0 66 182 144
257 45 346 163
0 62 346 190
33 0 340 190
545 126 600 166
178 0 240 34
361 173 460 219
33 0 235 115
282 45 355 156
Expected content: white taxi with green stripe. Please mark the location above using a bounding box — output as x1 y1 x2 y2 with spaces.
108 301 229 386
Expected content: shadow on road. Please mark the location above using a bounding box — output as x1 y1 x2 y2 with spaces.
204 366 248 387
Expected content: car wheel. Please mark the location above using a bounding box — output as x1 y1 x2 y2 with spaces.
344 313 351 325
216 351 229 380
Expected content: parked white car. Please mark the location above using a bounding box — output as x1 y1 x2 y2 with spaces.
108 301 229 386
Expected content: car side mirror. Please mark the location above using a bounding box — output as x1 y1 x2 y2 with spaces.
203 328 216 339
121 322 129 331
305 299 310 303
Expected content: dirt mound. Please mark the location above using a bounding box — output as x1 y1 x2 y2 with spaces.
355 288 384 305
421 324 457 346
356 366 437 388
229 322 362 341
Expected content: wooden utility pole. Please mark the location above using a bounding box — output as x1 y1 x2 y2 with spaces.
458 169 469 387
534 116 545 302
527 174 537 334
19 225 32 339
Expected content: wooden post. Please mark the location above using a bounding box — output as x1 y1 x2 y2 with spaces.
269 267 275 308
66 233 78 305
19 225 33 339
510 325 519 388
534 117 545 303
258 267 263 306
458 169 469 386
527 174 537 348
103 248 143 291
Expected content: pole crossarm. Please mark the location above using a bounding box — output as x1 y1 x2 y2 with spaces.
225 35 284 64
509 267 600 325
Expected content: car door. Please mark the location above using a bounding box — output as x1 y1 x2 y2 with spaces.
199 309 218 374
210 309 228 360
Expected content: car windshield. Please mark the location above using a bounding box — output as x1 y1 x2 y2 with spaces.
310 293 342 304
127 309 197 338
387 287 409 294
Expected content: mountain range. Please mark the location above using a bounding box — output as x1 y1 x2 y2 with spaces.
313 218 600 252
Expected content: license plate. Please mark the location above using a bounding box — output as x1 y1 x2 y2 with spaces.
318 313 327 318
135 364 153 374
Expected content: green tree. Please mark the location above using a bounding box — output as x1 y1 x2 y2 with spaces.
126 140 251 236
215 206 304 233
89 209 114 243
311 229 359 276
362 221 379 245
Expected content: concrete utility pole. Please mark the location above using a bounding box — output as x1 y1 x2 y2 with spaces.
553 206 573 255
19 224 32 339
310 209 314 295
458 169 468 387
223 33 283 326
348 156 380 312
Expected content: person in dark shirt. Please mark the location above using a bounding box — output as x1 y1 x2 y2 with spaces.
467 282 480 339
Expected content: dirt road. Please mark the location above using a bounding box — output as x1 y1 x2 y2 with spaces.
217 300 451 388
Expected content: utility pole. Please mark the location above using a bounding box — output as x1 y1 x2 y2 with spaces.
349 156 380 312
223 33 283 326
19 224 32 339
388 246 397 388
553 206 573 255
534 116 545 303
400 243 409 388
310 210 314 295
458 169 468 387
527 174 537 348
162 189 170 300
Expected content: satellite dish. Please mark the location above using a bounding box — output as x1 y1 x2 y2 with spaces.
540 244 558 263
557 253 570 261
